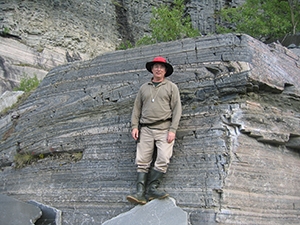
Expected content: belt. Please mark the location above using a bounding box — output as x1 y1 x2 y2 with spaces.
139 118 171 127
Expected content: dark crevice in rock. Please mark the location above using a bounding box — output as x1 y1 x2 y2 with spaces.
114 0 134 46
258 83 283 93
0 31 22 40
206 66 222 76
28 200 62 225
0 57 8 79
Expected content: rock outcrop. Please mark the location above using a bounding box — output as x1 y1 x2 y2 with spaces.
0 0 245 56
0 91 24 112
0 34 300 224
0 0 248 95
0 36 66 94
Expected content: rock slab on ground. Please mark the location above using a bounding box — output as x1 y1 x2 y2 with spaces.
102 197 188 225
0 193 41 225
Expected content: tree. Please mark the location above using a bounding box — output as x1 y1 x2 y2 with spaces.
288 0 300 34
136 0 199 46
216 0 300 41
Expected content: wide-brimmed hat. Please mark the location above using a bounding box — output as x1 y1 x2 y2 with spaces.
146 56 173 77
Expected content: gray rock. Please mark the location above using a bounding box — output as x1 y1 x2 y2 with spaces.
0 34 300 224
291 48 300 56
0 91 24 112
102 198 188 225
28 201 62 225
0 0 247 58
0 36 65 95
0 193 41 225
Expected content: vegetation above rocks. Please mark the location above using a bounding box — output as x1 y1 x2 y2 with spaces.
13 74 40 93
117 0 300 49
216 0 300 41
136 0 199 46
118 0 199 49
14 151 83 169
1 75 40 116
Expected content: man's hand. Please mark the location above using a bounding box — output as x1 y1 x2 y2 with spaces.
167 131 176 143
131 128 139 141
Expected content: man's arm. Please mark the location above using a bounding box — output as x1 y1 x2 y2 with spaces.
169 84 182 134
131 90 142 141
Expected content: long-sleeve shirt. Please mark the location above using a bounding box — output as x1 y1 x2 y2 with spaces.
131 78 182 133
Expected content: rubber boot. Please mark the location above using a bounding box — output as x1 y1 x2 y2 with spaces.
146 169 169 201
126 172 147 205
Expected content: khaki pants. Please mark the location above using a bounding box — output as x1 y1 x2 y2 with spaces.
136 126 174 173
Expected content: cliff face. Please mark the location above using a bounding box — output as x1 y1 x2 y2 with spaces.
0 36 66 94
1 0 245 56
0 0 246 95
0 34 299 224
0 0 118 58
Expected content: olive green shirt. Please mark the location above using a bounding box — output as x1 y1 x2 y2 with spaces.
131 78 182 133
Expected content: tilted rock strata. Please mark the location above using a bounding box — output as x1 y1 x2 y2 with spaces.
0 36 66 94
0 0 248 95
0 34 300 224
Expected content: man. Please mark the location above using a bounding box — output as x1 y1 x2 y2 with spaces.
127 56 182 205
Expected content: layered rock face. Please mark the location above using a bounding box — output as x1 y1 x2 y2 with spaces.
0 34 300 224
0 0 247 95
1 0 245 55
0 0 118 58
0 0 117 94
0 36 66 94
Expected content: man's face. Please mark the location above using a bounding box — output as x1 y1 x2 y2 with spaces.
151 63 166 81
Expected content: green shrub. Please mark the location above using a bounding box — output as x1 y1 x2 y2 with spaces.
1 74 40 115
14 74 40 93
72 152 83 161
136 0 200 47
3 27 10 34
216 0 300 41
14 153 35 168
116 40 134 50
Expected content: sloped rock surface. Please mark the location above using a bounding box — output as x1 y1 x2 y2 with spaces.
0 34 300 224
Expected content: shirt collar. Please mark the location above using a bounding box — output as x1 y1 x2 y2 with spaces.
148 78 167 85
